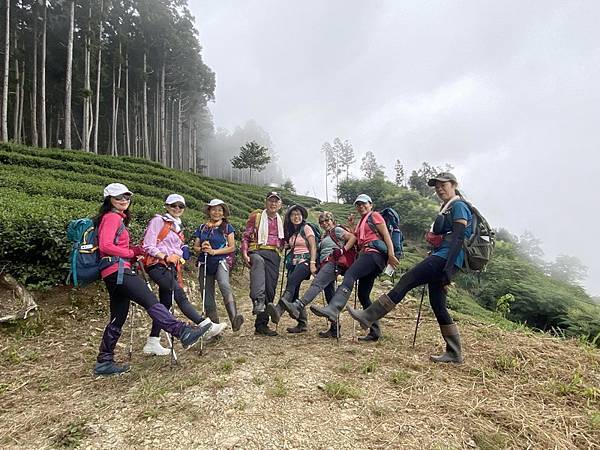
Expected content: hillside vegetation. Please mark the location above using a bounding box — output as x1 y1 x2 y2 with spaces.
0 143 317 287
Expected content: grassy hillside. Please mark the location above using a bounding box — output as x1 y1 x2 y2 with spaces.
0 143 319 286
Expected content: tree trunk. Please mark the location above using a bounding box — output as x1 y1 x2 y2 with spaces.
160 62 166 165
111 42 121 156
155 79 159 161
82 2 91 151
1 0 9 142
177 93 183 170
64 0 74 149
124 52 130 156
13 35 19 142
31 4 38 147
18 59 24 143
142 51 149 159
93 0 103 154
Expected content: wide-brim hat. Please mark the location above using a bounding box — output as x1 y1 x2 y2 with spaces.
204 198 230 217
285 204 308 222
427 172 458 186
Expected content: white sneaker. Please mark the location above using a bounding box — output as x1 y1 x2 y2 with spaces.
142 336 171 356
199 318 228 340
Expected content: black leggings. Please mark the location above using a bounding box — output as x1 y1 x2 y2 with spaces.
341 251 385 308
387 255 455 326
103 269 159 329
284 262 311 299
147 264 204 336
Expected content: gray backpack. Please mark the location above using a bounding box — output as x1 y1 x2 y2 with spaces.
459 199 495 272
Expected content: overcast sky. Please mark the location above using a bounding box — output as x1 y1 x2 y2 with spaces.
189 0 600 296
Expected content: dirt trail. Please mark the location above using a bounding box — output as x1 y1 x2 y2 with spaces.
1 270 599 449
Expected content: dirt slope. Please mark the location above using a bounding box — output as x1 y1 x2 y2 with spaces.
1 270 598 449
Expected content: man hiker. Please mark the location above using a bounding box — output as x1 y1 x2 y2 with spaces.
241 191 285 336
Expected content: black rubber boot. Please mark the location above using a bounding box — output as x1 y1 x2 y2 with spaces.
430 323 464 364
318 322 340 338
252 297 266 315
255 325 278 336
280 296 305 320
205 306 220 324
287 307 308 333
346 293 396 330
267 293 290 325
224 294 244 332
310 286 351 323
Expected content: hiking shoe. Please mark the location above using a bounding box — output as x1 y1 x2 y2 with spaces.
143 336 171 356
358 334 379 343
94 361 131 377
201 318 228 340
254 326 278 336
286 324 307 334
252 298 266 315
180 323 211 349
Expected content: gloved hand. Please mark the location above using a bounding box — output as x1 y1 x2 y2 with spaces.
331 248 344 259
166 254 182 265
181 245 191 260
131 245 145 257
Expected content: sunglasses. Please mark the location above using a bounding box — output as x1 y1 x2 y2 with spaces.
168 203 186 209
113 194 132 201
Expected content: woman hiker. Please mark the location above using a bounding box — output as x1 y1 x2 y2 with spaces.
347 172 472 363
141 194 228 356
192 199 245 332
310 194 399 342
94 183 225 376
267 204 318 333
279 211 357 338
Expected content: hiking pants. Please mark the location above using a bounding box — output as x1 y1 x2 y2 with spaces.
387 255 456 326
299 261 338 306
147 264 204 337
338 252 386 338
98 270 185 362
249 249 281 328
198 261 233 322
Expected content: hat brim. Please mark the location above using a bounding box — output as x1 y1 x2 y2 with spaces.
266 195 281 201
427 177 453 186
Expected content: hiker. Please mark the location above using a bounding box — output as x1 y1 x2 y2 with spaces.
94 183 225 376
266 204 318 333
347 173 472 363
141 194 227 356
241 191 285 336
192 199 244 332
280 211 357 338
311 194 399 342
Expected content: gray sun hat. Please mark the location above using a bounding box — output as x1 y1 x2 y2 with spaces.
427 172 458 187
204 198 230 217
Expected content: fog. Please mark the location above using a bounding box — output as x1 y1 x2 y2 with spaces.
189 0 600 296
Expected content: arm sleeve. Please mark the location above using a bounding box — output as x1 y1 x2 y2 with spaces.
443 222 466 273
142 216 166 257
240 214 256 254
303 224 315 238
98 213 134 258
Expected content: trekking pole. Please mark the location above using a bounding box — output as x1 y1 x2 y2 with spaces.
353 281 358 341
279 249 289 298
412 285 427 348
128 296 135 362
200 251 208 356
168 264 179 367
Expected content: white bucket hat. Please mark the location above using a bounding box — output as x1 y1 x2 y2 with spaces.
103 183 132 199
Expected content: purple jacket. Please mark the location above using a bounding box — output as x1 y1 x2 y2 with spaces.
143 215 183 257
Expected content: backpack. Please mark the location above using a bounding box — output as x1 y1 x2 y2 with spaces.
367 208 404 258
455 199 495 272
67 218 125 287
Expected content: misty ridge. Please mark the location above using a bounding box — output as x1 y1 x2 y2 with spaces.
1 0 599 346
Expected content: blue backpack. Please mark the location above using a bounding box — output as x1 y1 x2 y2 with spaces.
67 218 125 287
366 208 404 258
